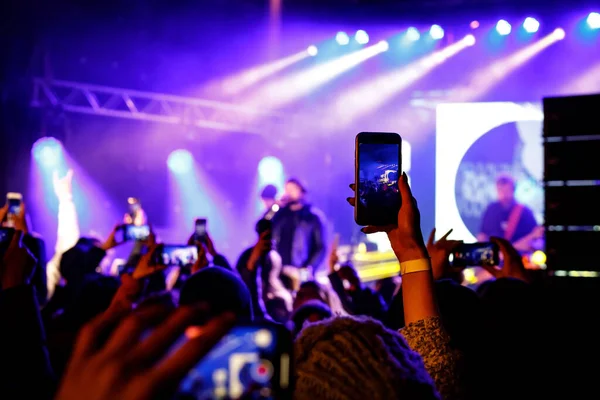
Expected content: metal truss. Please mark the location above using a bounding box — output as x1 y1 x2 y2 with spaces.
31 78 285 134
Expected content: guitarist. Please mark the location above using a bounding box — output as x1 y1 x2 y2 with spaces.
478 174 544 252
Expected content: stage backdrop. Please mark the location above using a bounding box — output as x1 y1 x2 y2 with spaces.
435 102 544 242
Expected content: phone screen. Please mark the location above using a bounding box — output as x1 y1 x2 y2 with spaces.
176 324 292 400
158 245 198 267
0 228 14 244
122 224 150 241
7 198 21 216
450 242 499 267
195 219 207 238
357 142 401 225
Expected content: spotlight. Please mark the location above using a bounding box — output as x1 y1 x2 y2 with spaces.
496 20 512 35
335 31 350 45
32 137 62 168
307 45 318 56
377 40 389 51
470 20 480 29
523 17 540 33
355 30 369 45
553 28 566 40
406 27 420 41
465 34 476 46
587 12 600 29
429 24 444 39
258 156 283 184
167 149 193 174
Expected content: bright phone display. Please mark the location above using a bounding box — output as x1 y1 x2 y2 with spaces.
176 323 293 400
355 132 402 226
155 244 198 267
450 242 500 267
121 224 150 241
6 193 23 216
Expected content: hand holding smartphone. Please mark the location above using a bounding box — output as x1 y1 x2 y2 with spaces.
118 224 151 242
175 322 293 400
194 218 207 242
153 244 198 267
354 132 402 226
449 242 500 267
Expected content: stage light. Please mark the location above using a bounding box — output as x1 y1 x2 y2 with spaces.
32 137 63 168
307 45 318 56
553 28 566 40
258 156 284 185
355 30 369 45
523 17 540 33
496 20 512 35
429 24 444 39
167 149 193 174
336 31 350 45
470 20 480 29
465 34 476 46
378 40 389 51
531 250 547 266
406 27 420 41
587 12 600 29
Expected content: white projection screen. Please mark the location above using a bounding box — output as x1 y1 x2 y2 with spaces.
435 102 544 242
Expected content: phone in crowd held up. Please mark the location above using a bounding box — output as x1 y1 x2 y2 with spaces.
6 193 23 216
354 132 402 226
175 322 293 400
153 244 198 267
0 227 14 245
195 218 207 241
119 224 150 242
449 242 500 267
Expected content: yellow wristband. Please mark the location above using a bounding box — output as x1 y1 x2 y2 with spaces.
400 258 431 276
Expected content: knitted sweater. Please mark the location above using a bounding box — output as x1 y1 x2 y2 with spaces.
401 316 464 400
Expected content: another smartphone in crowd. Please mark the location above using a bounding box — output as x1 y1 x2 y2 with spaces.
0 227 14 244
154 244 198 267
175 322 293 400
119 224 150 242
6 192 23 216
195 218 207 241
354 132 402 226
450 242 500 267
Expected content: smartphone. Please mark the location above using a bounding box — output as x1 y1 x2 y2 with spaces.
195 218 207 240
355 132 402 226
120 224 150 242
175 322 293 400
6 193 23 216
154 244 198 267
449 242 500 267
0 227 14 244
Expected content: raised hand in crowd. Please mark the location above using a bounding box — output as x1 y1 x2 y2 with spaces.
328 233 340 274
1 201 29 234
191 242 210 274
53 169 74 202
0 229 37 290
483 236 532 283
100 224 125 252
246 229 272 273
427 228 464 282
55 301 236 400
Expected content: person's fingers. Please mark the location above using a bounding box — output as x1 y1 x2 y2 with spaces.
481 264 500 279
101 303 173 358
346 197 356 206
146 312 236 395
18 201 26 218
361 225 394 234
427 228 436 247
490 236 519 259
258 229 271 240
398 172 414 206
71 309 126 361
349 183 356 191
438 228 453 242
127 304 210 366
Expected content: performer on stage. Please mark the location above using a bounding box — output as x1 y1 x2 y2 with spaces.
272 178 326 289
477 174 543 252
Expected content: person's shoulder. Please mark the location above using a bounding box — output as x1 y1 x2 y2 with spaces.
306 205 326 221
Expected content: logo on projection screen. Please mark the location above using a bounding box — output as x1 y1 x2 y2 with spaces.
454 121 544 237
